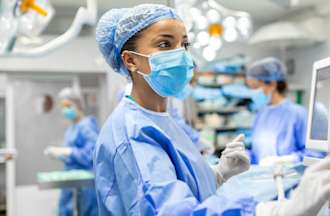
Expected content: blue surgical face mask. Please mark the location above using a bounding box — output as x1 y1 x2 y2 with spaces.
63 107 78 121
250 88 271 111
175 85 193 100
130 48 194 98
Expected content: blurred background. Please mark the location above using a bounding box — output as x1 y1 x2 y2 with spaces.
0 0 329 215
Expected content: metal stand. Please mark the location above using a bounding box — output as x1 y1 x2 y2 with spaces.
73 189 80 216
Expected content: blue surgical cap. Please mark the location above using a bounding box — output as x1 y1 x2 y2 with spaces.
96 4 180 76
247 57 287 81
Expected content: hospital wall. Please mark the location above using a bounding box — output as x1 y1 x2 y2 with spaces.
288 14 330 108
0 37 105 73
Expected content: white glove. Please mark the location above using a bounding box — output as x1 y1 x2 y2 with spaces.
0 148 17 162
259 155 299 167
212 134 250 186
44 146 72 159
256 157 330 216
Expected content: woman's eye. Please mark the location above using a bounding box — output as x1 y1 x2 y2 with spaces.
158 41 171 49
183 42 191 50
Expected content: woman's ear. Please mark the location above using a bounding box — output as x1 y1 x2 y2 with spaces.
270 81 277 91
122 51 138 73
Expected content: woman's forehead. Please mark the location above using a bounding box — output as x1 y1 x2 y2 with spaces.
141 19 187 38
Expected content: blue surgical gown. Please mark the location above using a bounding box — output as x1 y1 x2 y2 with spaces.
250 100 324 164
94 97 256 216
167 106 202 150
59 116 99 216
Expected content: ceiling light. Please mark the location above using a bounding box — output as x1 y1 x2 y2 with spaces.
223 16 236 28
196 16 208 30
197 31 210 46
206 9 221 23
203 46 216 61
193 42 201 49
224 28 238 42
209 36 223 50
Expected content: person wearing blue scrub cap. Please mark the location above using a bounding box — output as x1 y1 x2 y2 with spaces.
44 87 99 216
94 4 330 216
95 3 252 215
246 57 325 165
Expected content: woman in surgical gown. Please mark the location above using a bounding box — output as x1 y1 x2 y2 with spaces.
44 87 98 216
94 4 330 216
246 58 324 165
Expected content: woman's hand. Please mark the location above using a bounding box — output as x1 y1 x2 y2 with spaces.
212 134 251 186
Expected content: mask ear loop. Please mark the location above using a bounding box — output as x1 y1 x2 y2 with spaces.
121 51 150 76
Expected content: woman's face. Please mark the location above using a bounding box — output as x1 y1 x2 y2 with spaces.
122 19 190 75
246 79 276 96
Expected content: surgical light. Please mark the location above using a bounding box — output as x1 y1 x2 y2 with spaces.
190 7 202 17
203 46 216 61
224 28 238 42
193 42 201 49
208 23 224 37
209 36 222 50
196 16 208 30
206 9 221 23
197 31 210 46
223 16 236 28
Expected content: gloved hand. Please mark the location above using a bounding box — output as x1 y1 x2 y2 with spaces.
212 134 250 186
256 157 330 216
44 146 72 159
259 154 299 167
0 149 17 162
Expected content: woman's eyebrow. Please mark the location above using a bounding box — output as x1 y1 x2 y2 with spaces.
151 34 188 42
152 34 175 40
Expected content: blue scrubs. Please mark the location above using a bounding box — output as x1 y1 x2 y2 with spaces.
94 97 256 216
59 116 99 216
250 100 324 164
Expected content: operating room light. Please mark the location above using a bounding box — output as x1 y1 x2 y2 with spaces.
206 9 221 23
209 36 222 50
223 16 236 28
0 0 97 57
237 17 251 29
224 28 238 42
174 0 253 61
193 42 201 49
190 7 202 17
0 14 17 53
203 46 216 61
197 31 210 46
18 0 55 37
196 15 208 30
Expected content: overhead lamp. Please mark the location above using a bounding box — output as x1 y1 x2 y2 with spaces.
197 31 210 46
209 36 222 50
208 23 224 37
206 9 221 23
196 16 208 30
190 7 202 17
223 16 236 28
193 42 201 49
203 46 216 61
224 28 238 42
0 0 97 57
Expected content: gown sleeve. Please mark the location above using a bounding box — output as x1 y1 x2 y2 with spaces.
66 121 98 168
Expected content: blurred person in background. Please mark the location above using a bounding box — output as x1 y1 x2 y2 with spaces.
44 87 98 216
246 57 324 166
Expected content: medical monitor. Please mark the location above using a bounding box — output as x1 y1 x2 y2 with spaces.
306 57 330 153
